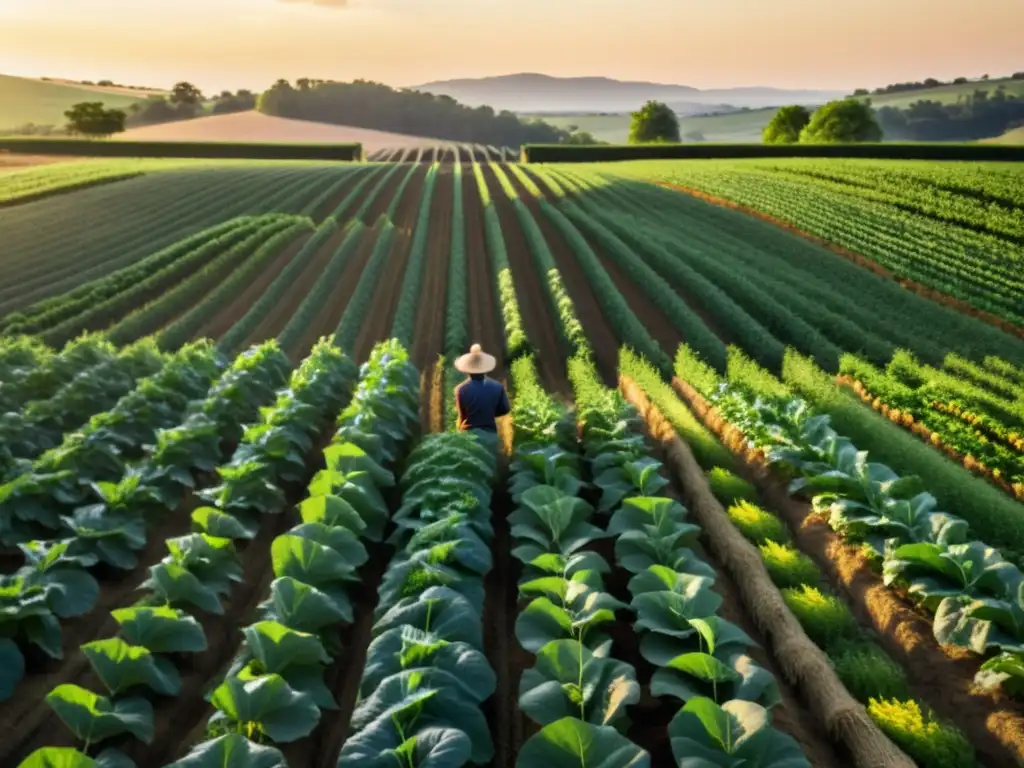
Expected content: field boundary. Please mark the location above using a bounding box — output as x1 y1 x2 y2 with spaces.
521 143 1024 163
652 180 1024 340
0 138 363 162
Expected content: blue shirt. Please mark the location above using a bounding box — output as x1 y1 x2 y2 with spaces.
455 376 510 432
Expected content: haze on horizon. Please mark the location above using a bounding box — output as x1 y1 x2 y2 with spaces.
0 0 1021 95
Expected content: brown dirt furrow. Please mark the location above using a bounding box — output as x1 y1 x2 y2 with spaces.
411 166 453 370
653 180 1024 340
293 221 381 360
310 168 369 222
624 375 916 768
197 231 310 341
352 166 428 362
242 224 351 349
359 167 407 227
505 166 618 386
462 163 505 378
481 164 568 396
672 375 1024 767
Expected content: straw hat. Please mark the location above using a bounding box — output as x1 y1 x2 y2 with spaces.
454 343 496 375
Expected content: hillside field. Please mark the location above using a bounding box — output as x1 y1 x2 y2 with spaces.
0 74 152 130
0 151 1023 768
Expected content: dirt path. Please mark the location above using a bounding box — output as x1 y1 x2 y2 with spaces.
481 164 568 396
672 375 1024 767
505 165 619 386
411 167 453 370
197 232 310 341
461 163 505 378
352 166 428 362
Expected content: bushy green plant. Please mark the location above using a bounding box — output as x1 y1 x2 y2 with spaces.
868 698 975 768
781 585 857 651
830 639 910 703
759 541 820 588
727 500 788 545
707 467 757 506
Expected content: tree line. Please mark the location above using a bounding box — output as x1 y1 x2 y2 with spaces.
852 71 1024 97
256 78 576 146
876 89 1024 141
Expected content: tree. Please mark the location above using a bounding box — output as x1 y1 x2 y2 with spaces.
170 81 203 106
64 102 126 137
800 99 882 143
761 105 811 144
628 100 680 143
852 88 869 96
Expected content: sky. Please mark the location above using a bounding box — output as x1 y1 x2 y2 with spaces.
0 0 1021 94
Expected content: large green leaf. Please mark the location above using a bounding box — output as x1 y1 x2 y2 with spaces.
515 586 625 652
361 626 496 702
243 621 331 672
164 734 285 768
639 614 756 668
62 506 146 570
632 587 723 638
337 724 471 767
515 717 650 767
0 637 25 701
652 652 780 709
110 606 207 654
323 442 394 487
606 496 689 537
258 576 351 630
190 506 258 541
628 566 715 597
297 494 367 537
271 533 359 586
616 526 703 574
348 669 493 764
32 565 100 620
45 684 154 744
668 696 810 767
209 673 320 744
375 549 485 616
19 747 136 768
288 522 368 568
372 587 483 649
519 639 640 726
81 638 181 696
141 562 223 614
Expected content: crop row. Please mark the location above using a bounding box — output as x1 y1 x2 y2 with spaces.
613 162 1024 325
679 345 1024 701
0 340 293 717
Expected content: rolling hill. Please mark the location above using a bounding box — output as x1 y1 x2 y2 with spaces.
0 74 151 131
115 110 439 151
411 73 845 113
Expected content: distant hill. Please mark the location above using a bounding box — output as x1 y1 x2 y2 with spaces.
981 125 1024 144
410 73 845 113
0 74 151 131
863 76 1024 109
538 107 778 144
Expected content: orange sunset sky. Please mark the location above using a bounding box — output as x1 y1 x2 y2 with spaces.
0 0 1021 92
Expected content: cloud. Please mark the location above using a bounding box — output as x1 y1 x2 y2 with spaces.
278 0 350 7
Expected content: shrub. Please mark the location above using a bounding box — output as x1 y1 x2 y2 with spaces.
831 639 910 703
727 500 788 545
707 467 757 506
781 585 857 651
760 541 820 588
868 698 975 768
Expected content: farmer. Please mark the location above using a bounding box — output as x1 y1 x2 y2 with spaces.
454 343 510 454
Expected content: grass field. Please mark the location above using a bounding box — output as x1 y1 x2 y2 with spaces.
1 151 1023 768
986 125 1024 144
0 74 151 130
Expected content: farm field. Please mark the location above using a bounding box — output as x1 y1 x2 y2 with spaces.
0 74 152 131
1 151 1023 768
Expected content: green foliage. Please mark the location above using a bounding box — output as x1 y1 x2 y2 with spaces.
707 468 757 507
762 105 811 144
727 500 788 545
629 100 681 144
830 639 910 703
800 99 884 143
517 717 651 767
445 164 468 359
759 541 820 589
333 218 397 353
392 164 440 346
780 585 857 651
867 698 975 768
64 102 126 137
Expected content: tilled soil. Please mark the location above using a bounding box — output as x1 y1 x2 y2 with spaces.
480 164 569 396
410 166 453 370
352 166 428 362
196 231 310 341
504 165 620 387
461 163 505 378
